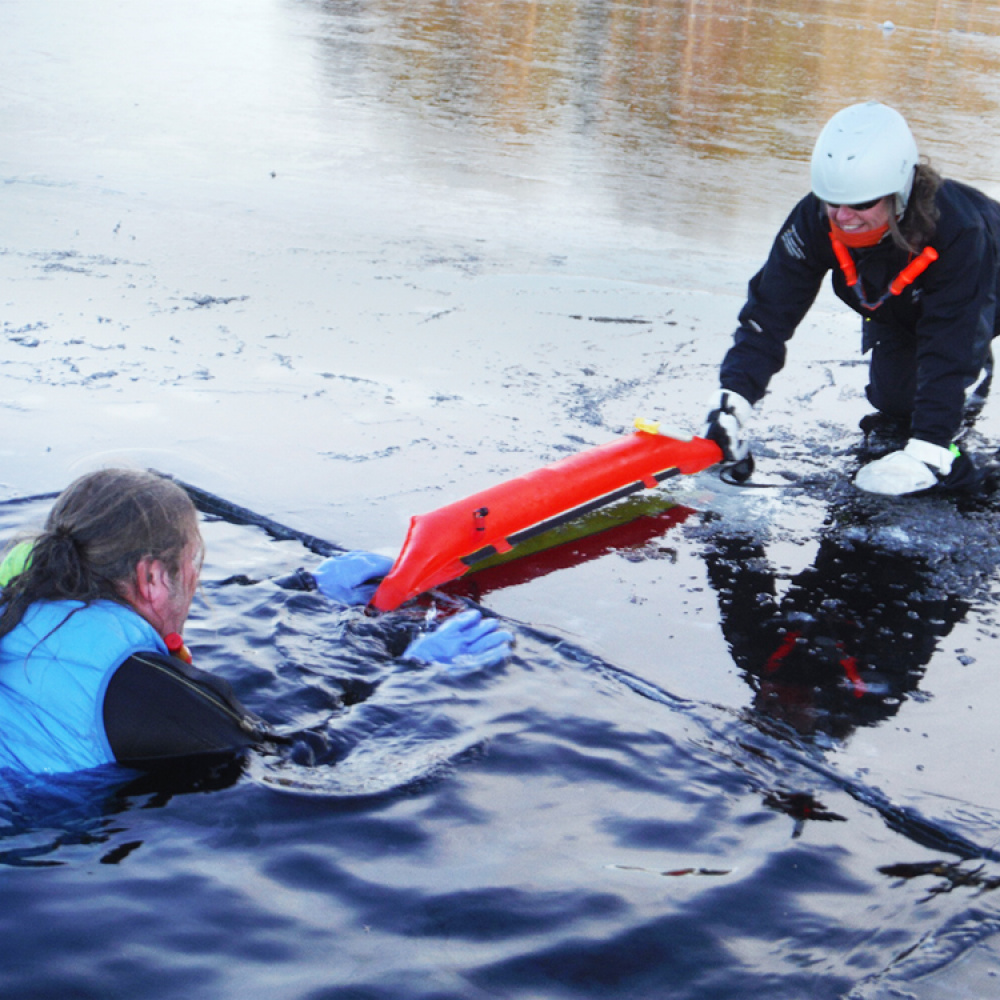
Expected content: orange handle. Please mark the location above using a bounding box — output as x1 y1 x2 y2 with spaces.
889 246 938 296
829 236 857 286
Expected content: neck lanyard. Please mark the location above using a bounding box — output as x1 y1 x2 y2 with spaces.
829 234 938 312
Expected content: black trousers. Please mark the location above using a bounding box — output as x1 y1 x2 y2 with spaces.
862 318 994 418
863 319 916 417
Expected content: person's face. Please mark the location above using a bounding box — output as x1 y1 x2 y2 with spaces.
826 196 891 234
164 535 203 634
123 525 204 639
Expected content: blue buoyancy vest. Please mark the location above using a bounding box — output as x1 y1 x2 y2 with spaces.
0 600 168 774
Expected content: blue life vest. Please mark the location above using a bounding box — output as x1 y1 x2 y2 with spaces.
0 600 168 774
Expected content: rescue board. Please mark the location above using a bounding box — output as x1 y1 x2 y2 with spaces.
371 429 722 611
443 495 697 602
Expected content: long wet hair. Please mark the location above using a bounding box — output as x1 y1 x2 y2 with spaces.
0 469 200 641
889 160 942 253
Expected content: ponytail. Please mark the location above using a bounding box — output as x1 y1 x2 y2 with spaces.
0 469 199 640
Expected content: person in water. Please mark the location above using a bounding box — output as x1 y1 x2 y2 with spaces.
702 100 1000 496
0 468 512 775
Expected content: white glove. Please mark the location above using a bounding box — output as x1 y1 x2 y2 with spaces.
701 390 752 462
854 438 954 496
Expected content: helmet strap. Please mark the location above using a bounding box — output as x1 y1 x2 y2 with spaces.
896 165 917 217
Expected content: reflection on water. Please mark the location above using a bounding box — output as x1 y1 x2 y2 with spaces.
309 0 1000 240
704 530 969 740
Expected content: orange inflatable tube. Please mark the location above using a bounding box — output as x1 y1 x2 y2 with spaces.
371 431 722 611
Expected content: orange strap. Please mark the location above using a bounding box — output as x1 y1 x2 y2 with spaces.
829 234 938 312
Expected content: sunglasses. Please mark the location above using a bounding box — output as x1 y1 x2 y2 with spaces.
825 197 883 212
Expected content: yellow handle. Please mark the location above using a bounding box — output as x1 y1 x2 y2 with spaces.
633 417 661 435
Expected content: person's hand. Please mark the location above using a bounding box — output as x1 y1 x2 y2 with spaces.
404 609 513 670
701 389 752 462
854 438 978 495
312 551 395 604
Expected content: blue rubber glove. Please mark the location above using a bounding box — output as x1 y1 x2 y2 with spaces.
312 551 395 605
404 609 513 670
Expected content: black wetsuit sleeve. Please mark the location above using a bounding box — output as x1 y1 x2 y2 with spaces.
272 568 318 591
216 568 317 590
103 652 266 766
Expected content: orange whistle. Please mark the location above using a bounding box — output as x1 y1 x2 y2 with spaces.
165 632 193 664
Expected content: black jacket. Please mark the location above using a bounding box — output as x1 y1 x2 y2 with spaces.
720 181 1000 446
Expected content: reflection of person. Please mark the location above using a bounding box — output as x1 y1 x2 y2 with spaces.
0 469 511 775
702 101 1000 496
702 532 969 740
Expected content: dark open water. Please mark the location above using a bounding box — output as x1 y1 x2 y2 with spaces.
4 484 1000 999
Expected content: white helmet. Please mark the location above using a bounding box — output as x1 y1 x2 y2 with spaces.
810 101 919 213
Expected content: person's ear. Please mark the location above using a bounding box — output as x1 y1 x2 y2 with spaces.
133 556 170 606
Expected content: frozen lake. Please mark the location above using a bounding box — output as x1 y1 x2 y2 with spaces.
4 1 1000 997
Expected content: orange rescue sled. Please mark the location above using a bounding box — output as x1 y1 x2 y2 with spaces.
371 430 722 611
